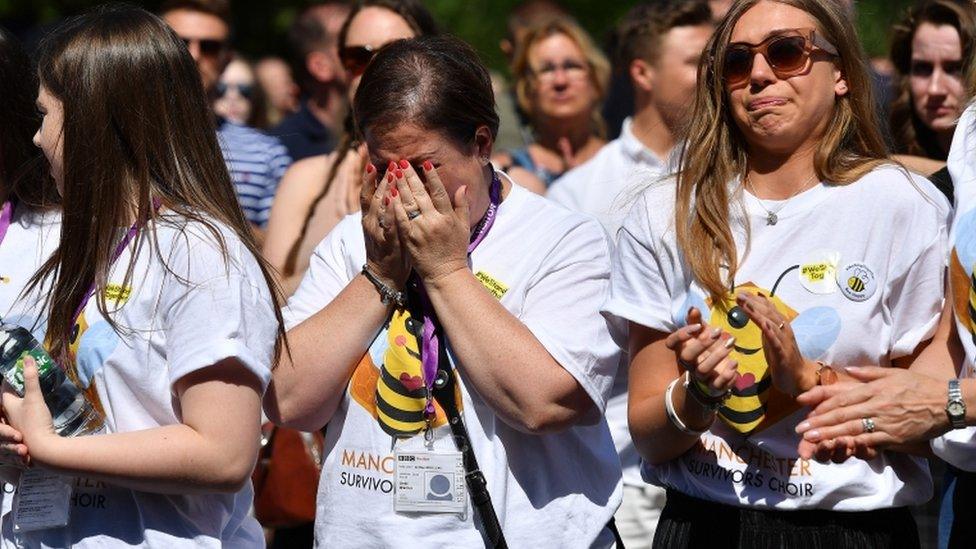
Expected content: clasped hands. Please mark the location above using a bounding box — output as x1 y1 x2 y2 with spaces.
665 292 819 422
361 159 472 292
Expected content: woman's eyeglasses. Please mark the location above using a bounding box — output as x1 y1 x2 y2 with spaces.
340 44 378 78
722 28 838 87
530 60 589 84
215 82 254 99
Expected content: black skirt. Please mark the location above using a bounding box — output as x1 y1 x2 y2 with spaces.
653 489 920 549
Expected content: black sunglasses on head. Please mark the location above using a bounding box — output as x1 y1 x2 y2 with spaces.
339 44 378 77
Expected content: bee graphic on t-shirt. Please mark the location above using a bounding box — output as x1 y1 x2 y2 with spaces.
348 309 458 441
949 208 976 345
685 265 841 434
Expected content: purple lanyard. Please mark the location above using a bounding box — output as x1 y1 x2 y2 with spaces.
416 172 503 420
0 201 14 249
71 199 159 327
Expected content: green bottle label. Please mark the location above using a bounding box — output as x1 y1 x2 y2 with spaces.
6 349 56 395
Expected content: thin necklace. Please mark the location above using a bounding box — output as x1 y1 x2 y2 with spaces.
745 173 819 226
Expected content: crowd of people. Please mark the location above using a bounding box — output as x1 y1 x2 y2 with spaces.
0 0 974 547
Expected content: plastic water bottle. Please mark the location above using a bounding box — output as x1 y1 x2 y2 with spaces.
0 323 105 437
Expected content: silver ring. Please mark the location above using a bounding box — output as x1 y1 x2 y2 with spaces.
407 210 421 220
777 321 785 330
861 417 876 433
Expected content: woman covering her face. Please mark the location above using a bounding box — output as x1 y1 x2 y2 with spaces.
604 0 949 546
262 0 437 296
266 35 623 547
0 7 285 547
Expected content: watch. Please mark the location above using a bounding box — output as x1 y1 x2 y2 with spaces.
946 379 967 430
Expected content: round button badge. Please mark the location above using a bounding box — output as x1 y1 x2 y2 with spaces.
837 262 877 302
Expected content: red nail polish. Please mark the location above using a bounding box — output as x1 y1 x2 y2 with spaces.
366 163 375 174
395 169 404 179
391 186 398 197
388 161 396 172
387 173 394 183
423 160 433 171
383 196 389 206
398 159 409 169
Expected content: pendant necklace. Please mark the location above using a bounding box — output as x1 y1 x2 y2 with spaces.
745 173 819 226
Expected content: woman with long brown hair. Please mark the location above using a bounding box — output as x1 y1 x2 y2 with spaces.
890 0 974 162
262 0 437 295
604 0 949 546
0 6 284 547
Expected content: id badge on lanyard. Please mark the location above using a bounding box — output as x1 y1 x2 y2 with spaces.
13 469 72 532
394 447 466 515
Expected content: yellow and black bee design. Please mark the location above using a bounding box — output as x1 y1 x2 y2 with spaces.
694 265 840 434
375 310 429 437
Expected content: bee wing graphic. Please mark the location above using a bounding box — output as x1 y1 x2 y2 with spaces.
792 306 841 360
954 209 976 272
677 293 711 326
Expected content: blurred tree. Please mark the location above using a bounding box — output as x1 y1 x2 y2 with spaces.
0 0 915 71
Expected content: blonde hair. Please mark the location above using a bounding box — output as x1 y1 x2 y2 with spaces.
676 0 889 304
511 17 611 138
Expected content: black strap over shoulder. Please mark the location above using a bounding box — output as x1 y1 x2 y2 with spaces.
430 337 508 549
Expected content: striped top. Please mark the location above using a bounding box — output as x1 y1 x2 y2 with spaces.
217 120 292 228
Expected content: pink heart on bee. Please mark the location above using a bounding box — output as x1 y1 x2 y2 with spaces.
399 373 424 391
734 373 756 391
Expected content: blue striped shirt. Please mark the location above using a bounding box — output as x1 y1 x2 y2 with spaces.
217 120 292 228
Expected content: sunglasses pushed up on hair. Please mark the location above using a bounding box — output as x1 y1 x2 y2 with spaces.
722 28 838 87
339 44 378 78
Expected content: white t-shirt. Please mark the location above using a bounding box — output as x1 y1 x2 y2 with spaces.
934 103 976 470
548 117 671 238
284 182 623 548
603 164 948 510
1 214 278 548
0 206 61 527
548 119 671 487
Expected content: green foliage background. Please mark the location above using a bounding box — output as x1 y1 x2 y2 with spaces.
0 0 913 71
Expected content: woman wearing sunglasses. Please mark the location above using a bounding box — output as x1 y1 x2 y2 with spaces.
493 17 610 195
266 34 623 547
213 56 269 129
603 0 948 547
262 0 436 295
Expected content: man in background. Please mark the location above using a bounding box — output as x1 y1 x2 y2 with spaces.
547 2 715 547
161 0 292 235
270 1 350 161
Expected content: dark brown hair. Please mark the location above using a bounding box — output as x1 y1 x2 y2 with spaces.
889 0 975 158
614 0 713 68
282 0 437 276
29 5 285 363
0 26 57 210
159 0 231 25
355 35 499 146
